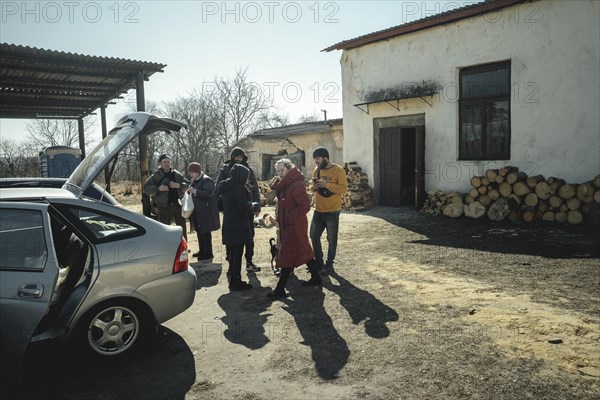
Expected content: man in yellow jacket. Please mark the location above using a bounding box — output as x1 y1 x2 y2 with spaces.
309 147 348 270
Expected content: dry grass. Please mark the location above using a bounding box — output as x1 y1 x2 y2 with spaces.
110 181 143 206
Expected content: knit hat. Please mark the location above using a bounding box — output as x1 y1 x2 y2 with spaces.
312 147 329 159
158 154 170 162
187 162 202 173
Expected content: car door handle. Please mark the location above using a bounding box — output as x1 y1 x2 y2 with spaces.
18 284 44 299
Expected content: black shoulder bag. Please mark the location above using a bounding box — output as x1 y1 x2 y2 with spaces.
317 169 334 198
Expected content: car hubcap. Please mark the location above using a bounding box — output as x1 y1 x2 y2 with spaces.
87 306 140 355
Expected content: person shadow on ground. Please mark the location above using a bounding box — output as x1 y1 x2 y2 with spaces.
216 271 272 350
190 261 222 290
323 267 399 338
281 274 350 380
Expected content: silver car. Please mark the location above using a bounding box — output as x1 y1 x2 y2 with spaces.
0 113 196 379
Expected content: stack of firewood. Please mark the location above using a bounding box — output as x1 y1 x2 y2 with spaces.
421 190 465 216
425 167 600 224
256 181 276 206
302 162 374 211
342 162 374 211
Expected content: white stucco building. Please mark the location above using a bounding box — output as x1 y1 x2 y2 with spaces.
325 0 599 208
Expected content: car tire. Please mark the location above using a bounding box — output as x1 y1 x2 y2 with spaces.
76 300 153 357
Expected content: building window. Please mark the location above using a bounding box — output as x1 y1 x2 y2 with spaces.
459 61 511 160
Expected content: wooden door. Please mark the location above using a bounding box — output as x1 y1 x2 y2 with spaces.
379 127 402 206
379 126 423 208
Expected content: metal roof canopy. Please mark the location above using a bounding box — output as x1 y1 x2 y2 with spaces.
0 43 165 120
0 43 164 216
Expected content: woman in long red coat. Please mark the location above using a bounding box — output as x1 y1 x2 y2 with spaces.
267 159 322 299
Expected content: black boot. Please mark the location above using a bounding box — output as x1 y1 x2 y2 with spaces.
302 259 323 286
229 249 252 291
267 268 291 299
230 280 253 291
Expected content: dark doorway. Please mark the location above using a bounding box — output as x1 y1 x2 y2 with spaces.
378 125 425 208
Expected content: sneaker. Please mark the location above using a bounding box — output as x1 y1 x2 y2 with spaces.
273 268 281 277
192 251 200 258
246 263 261 272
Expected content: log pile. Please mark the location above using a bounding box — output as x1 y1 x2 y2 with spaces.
257 181 275 206
421 190 465 216
422 168 600 224
342 162 374 211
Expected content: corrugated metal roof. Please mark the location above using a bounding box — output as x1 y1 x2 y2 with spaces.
323 0 526 52
0 43 166 119
250 118 343 138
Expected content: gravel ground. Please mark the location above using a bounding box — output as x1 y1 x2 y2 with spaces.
5 204 599 400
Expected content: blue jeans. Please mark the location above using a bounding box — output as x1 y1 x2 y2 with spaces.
310 210 341 264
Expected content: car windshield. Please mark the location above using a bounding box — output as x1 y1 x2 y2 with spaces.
64 123 138 197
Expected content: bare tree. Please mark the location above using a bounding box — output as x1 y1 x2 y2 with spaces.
163 90 223 176
0 138 40 177
26 117 98 149
255 109 290 130
212 67 273 148
296 112 322 123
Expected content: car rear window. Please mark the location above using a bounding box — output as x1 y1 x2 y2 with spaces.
66 208 142 241
0 209 48 270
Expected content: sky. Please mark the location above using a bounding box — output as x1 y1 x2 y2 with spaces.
0 0 478 143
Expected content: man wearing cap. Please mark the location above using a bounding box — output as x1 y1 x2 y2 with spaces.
309 147 348 271
144 154 190 240
215 147 261 272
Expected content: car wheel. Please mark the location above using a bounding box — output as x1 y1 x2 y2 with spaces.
82 303 144 356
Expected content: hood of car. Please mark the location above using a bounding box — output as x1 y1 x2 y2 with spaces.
63 113 185 199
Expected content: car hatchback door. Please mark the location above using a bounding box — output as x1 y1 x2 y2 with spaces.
63 112 185 198
0 202 59 378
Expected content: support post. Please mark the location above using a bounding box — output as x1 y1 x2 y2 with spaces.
136 71 152 217
78 118 85 158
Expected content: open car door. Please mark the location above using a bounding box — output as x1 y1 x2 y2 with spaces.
0 202 59 379
63 113 186 199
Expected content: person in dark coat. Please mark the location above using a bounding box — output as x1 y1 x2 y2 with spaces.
267 158 321 299
215 147 261 272
218 163 254 291
187 162 220 263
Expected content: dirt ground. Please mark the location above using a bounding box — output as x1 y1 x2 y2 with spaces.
5 198 599 400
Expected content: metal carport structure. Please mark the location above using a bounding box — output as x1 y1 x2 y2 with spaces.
0 43 166 216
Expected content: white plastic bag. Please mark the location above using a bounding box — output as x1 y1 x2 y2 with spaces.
181 192 194 218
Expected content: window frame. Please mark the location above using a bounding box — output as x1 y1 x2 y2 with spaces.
0 207 49 271
459 60 511 160
51 203 145 245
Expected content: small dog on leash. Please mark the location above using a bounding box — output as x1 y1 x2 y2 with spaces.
269 236 280 276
